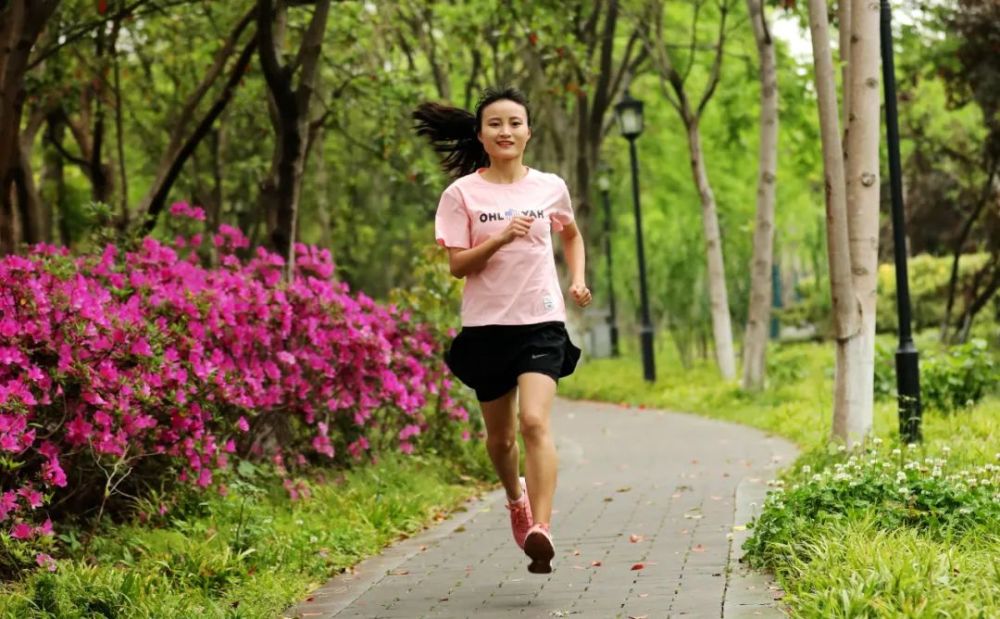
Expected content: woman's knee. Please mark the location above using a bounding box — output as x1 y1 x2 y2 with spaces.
486 431 517 452
518 410 550 440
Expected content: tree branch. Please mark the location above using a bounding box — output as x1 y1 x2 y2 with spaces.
695 0 730 119
143 35 257 232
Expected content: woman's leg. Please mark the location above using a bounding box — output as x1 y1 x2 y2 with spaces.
516 372 558 524
480 386 523 501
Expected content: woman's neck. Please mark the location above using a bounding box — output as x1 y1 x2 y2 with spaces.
481 159 528 184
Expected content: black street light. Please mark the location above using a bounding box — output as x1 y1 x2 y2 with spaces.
614 90 655 382
881 0 922 442
597 166 620 357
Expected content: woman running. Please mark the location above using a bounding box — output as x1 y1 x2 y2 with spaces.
414 86 591 574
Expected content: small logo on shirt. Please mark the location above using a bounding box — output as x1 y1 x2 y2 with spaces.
542 294 555 311
479 209 546 223
531 353 547 359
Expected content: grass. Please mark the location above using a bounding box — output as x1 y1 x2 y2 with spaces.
561 334 1000 618
0 446 494 618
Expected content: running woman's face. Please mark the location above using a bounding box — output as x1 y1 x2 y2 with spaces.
478 99 531 162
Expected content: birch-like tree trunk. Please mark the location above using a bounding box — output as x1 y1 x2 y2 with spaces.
741 0 779 391
643 0 737 379
807 0 878 445
839 0 881 443
686 118 737 379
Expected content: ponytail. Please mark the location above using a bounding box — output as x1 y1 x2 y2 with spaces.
414 86 532 180
412 102 488 179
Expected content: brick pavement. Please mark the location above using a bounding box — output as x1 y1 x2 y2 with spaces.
286 398 797 619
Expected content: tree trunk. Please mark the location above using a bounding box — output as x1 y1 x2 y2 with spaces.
14 110 45 244
838 0 882 444
808 0 864 444
0 0 60 254
685 117 736 380
257 0 331 279
741 0 779 391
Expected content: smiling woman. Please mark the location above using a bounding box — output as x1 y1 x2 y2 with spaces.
413 87 591 575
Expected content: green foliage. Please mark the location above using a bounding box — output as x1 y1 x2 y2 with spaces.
388 246 463 345
874 338 998 413
744 441 1000 572
756 519 1000 617
877 253 995 333
0 453 493 618
786 253 997 337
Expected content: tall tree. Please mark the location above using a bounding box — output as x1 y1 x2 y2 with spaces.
0 0 61 254
640 0 737 380
741 0 778 391
807 0 881 444
256 0 332 279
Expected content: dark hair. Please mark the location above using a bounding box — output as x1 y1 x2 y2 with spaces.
413 86 531 179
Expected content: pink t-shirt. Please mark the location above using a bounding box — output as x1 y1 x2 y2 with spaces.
435 167 575 326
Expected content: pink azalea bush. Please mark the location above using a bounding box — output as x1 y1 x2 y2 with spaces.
0 203 472 546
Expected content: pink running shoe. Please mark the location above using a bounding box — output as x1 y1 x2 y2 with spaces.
523 522 554 574
506 477 533 549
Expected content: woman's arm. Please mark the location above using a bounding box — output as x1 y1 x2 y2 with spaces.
559 221 592 307
447 215 534 278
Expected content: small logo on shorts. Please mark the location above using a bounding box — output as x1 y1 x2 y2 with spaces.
531 353 547 359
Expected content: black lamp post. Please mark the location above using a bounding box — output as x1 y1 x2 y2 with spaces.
614 90 655 382
597 167 620 357
881 0 922 442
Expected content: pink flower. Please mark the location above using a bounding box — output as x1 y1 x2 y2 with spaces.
35 553 57 572
11 522 33 539
236 417 250 433
18 486 43 509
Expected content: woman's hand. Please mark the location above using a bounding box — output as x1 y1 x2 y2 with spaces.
569 282 592 308
496 216 534 245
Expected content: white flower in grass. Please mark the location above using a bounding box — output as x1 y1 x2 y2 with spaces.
896 471 907 482
873 437 884 446
892 448 902 456
812 474 823 483
838 445 848 453
898 487 909 495
932 468 942 478
942 446 951 454
907 443 918 451
801 465 812 474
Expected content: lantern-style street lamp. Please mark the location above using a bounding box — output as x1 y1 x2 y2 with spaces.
614 90 655 382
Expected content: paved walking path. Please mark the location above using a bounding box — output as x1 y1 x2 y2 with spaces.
286 398 798 618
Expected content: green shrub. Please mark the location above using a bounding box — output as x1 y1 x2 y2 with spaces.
874 338 998 413
744 440 1000 572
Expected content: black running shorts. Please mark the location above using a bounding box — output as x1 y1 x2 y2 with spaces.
444 321 581 402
